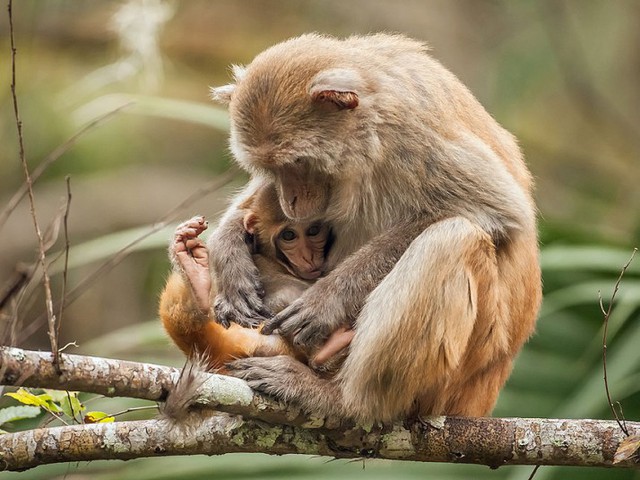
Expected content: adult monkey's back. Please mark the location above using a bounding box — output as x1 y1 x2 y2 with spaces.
209 33 541 422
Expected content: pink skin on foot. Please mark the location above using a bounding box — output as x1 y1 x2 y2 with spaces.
171 216 211 312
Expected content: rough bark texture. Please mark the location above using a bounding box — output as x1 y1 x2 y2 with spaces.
0 348 638 471
0 414 638 471
0 347 176 401
0 347 325 427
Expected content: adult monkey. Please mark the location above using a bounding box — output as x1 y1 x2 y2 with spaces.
209 33 542 422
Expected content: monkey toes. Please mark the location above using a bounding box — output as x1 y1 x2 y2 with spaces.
172 215 211 312
174 215 208 241
226 356 310 400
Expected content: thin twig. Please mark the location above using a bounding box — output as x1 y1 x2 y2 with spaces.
40 405 71 428
601 248 637 437
56 176 72 341
8 0 60 370
54 169 239 311
18 169 241 343
527 464 541 480
615 401 628 435
110 405 158 419
5 260 45 346
66 390 80 425
58 341 78 353
2 210 68 344
0 103 132 232
10 214 72 326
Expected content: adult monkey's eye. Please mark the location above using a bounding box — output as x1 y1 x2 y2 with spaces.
307 224 321 236
280 229 297 241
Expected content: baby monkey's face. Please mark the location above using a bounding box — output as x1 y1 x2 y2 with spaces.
274 221 332 280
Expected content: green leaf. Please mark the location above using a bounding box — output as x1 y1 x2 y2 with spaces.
0 405 42 425
4 388 62 413
58 392 85 420
43 389 72 403
5 388 50 409
35 393 61 413
84 411 115 424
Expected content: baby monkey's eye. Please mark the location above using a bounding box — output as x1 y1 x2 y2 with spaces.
280 229 297 241
306 224 322 236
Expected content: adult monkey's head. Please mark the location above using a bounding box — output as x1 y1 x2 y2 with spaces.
210 35 368 222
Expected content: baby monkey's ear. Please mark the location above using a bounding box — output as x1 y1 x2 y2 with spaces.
242 211 260 253
308 68 362 110
243 211 258 235
209 64 247 105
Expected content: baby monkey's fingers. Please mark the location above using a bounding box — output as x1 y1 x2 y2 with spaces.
213 293 270 329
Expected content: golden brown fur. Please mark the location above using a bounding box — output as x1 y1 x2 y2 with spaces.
159 270 295 371
159 186 339 371
209 33 542 422
159 212 300 371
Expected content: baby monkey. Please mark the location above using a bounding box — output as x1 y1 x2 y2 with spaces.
242 183 332 313
159 184 352 370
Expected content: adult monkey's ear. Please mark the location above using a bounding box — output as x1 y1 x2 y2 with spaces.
209 84 234 104
308 68 362 110
209 64 247 105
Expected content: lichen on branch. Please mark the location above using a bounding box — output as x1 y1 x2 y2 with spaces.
0 347 639 471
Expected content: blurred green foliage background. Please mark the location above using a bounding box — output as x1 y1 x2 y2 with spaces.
0 1 638 479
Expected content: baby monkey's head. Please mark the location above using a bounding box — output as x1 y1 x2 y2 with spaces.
243 184 333 281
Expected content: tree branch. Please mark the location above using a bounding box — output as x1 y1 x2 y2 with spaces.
0 347 330 427
8 0 61 370
0 411 637 471
0 347 639 471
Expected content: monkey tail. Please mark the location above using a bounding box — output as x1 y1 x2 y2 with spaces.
159 352 212 424
337 217 509 422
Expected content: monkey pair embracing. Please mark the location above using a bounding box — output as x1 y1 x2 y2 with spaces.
160 182 351 371
159 33 542 423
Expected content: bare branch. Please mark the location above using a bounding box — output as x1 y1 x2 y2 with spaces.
0 103 132 232
7 0 60 369
110 405 158 419
0 347 326 427
0 347 639 471
18 168 241 344
601 248 637 436
527 464 541 480
0 411 637 472
56 176 72 340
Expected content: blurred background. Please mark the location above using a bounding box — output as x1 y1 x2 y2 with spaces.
0 1 639 479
